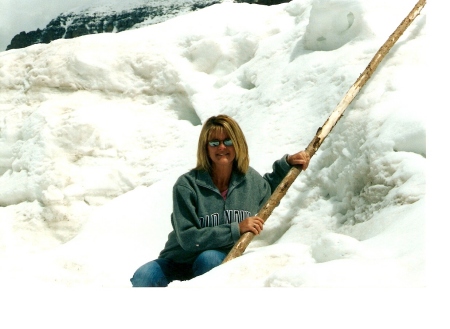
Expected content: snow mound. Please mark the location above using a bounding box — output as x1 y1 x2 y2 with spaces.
304 0 365 51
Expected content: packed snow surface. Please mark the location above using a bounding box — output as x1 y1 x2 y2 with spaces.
0 0 224 51
0 0 426 291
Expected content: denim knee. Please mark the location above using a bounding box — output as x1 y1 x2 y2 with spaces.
130 260 169 287
192 250 227 277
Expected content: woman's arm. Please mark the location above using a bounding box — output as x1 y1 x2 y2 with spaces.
263 151 310 193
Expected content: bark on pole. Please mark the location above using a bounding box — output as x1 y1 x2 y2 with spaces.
222 0 426 264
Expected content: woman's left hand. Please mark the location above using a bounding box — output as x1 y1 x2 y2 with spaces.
287 151 310 170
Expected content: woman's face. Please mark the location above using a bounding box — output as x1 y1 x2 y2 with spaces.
207 129 236 170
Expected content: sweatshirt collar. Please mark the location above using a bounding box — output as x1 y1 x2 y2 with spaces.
196 169 245 194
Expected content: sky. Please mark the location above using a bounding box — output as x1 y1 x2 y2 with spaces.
0 0 442 327
0 0 93 51
0 0 150 51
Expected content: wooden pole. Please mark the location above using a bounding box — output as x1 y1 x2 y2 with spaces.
222 0 426 264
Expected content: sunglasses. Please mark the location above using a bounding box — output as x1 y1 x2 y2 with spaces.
208 138 233 147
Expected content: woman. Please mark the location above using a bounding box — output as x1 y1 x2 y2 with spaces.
131 114 310 287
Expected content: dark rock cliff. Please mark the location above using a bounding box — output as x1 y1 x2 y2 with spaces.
234 0 289 4
6 0 290 51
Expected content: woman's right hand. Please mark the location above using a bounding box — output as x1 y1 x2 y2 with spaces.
239 216 264 235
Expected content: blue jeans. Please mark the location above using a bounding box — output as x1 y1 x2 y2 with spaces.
130 250 227 287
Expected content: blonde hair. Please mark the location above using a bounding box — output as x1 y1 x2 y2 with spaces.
195 115 249 174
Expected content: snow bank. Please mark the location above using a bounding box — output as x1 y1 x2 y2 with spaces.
0 0 426 289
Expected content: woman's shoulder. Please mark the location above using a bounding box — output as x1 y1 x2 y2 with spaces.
174 168 208 188
245 166 260 176
244 166 266 183
175 169 196 183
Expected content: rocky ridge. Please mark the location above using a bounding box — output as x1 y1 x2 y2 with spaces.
6 0 289 51
6 0 221 51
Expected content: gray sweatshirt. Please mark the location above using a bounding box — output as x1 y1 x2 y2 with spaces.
158 155 292 263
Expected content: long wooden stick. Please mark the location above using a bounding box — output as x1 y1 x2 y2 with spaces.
222 0 426 264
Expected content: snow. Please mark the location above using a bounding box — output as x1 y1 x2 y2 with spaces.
0 0 439 325
0 0 223 51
